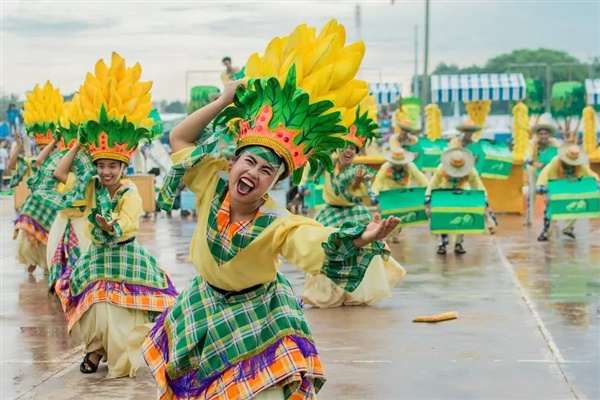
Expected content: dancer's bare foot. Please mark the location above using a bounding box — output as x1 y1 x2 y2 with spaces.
27 265 36 274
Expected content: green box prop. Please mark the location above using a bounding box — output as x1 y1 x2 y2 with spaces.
547 177 600 221
522 146 558 173
304 182 325 210
430 189 486 234
378 187 428 227
537 147 558 173
409 138 448 172
467 139 514 180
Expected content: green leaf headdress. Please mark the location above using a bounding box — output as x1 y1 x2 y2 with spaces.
214 19 369 184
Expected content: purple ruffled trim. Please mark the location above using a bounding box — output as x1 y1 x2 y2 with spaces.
14 214 49 235
65 275 179 311
147 317 318 399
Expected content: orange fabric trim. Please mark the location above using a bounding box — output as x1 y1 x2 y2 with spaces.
145 337 324 400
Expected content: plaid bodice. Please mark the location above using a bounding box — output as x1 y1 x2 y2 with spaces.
205 178 279 265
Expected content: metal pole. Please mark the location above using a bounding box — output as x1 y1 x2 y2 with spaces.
420 0 430 125
355 3 361 40
545 63 551 114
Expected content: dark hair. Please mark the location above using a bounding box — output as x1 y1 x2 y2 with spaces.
222 57 232 63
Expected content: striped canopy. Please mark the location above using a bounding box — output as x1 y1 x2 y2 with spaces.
585 79 600 105
369 82 402 105
430 73 526 103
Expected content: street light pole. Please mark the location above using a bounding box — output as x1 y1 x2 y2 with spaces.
413 24 419 97
420 0 430 126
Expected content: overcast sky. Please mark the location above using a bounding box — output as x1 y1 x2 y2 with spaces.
1 0 599 102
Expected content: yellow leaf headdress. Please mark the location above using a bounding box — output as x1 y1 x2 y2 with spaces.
22 81 64 146
77 52 155 165
214 19 368 184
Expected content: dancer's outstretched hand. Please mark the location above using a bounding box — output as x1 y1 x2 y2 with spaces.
95 214 117 232
353 214 400 248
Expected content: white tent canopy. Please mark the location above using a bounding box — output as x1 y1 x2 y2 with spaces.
585 79 600 105
369 82 402 105
430 73 526 103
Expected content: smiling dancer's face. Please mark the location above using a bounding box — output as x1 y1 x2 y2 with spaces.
229 151 279 204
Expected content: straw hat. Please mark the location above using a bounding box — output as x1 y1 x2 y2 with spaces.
384 148 415 165
531 116 557 136
456 120 482 133
558 144 588 166
397 119 422 134
441 148 475 177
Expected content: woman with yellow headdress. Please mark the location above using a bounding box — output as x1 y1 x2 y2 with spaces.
53 53 178 378
142 20 399 399
30 94 97 294
301 94 406 308
8 81 63 274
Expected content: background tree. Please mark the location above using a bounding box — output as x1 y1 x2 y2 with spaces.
412 48 599 117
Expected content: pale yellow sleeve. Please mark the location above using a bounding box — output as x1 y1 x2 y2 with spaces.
348 183 368 197
536 158 559 187
468 170 487 194
409 163 429 187
389 135 401 150
171 147 228 200
57 172 77 193
371 163 389 195
449 138 461 148
425 166 444 196
114 189 143 238
274 215 336 276
582 165 600 181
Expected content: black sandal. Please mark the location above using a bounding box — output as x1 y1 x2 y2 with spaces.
562 229 576 239
80 353 100 374
537 233 548 242
436 245 447 255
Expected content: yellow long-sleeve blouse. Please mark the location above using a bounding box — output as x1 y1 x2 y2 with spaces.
61 173 142 244
425 165 487 196
536 157 600 187
371 162 429 194
174 147 342 291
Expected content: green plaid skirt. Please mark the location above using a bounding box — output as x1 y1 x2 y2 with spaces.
315 203 372 227
152 273 320 394
68 239 171 296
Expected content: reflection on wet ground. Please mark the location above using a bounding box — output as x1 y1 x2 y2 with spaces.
1 197 598 399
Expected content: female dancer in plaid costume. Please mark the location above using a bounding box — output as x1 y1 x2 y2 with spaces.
143 20 400 400
53 53 177 378
302 98 406 309
9 82 63 274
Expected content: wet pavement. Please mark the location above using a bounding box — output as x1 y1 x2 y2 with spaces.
1 195 598 400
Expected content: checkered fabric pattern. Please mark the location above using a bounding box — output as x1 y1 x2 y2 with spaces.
87 180 128 244
18 193 57 233
9 155 33 189
206 181 278 264
67 240 170 296
320 222 386 292
158 132 218 211
144 333 324 400
329 163 375 203
34 151 95 211
26 150 62 192
47 218 81 292
315 203 372 227
56 269 175 332
148 273 317 394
